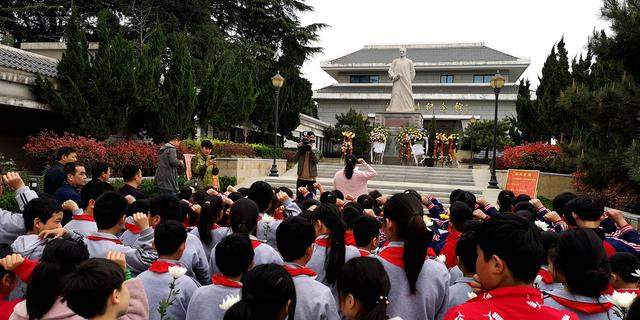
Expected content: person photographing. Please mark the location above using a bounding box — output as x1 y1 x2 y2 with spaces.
296 132 320 197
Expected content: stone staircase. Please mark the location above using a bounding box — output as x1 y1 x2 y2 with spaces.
263 163 482 205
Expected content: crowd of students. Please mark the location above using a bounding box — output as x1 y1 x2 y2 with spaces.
0 149 639 320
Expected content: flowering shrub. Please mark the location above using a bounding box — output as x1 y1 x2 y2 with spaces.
23 130 107 170
498 142 562 172
181 139 276 159
573 172 640 212
104 141 159 176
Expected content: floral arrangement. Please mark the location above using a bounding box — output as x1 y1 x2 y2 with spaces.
341 131 354 158
342 131 355 140
397 126 427 144
611 290 637 318
158 265 188 320
370 125 390 143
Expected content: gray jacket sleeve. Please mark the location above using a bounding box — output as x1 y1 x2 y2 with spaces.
121 227 158 275
0 186 37 244
15 186 38 212
282 199 302 217
168 148 180 167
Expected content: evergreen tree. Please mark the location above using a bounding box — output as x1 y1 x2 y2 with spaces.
515 79 547 142
334 108 371 155
134 23 166 137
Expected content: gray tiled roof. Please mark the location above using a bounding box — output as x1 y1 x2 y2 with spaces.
0 44 58 78
328 43 520 65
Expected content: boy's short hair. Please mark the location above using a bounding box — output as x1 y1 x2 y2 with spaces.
450 191 476 210
149 195 184 222
276 216 316 262
515 209 536 222
320 191 336 205
513 194 532 205
341 206 363 230
61 258 125 319
552 192 577 214
513 202 537 216
200 140 213 149
456 230 478 274
215 233 255 277
64 162 82 177
237 187 249 197
610 252 640 283
353 216 380 248
121 165 141 182
178 187 193 201
91 162 109 179
94 192 128 230
570 197 604 222
540 231 559 261
449 201 473 232
154 221 187 256
80 180 114 209
126 199 150 217
23 195 61 231
56 147 76 160
476 215 544 283
248 181 273 212
331 189 345 201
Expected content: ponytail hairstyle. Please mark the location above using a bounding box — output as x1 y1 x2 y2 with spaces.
553 228 610 298
338 257 390 320
497 190 515 213
229 198 260 235
198 195 224 246
312 203 346 285
223 264 296 320
344 155 357 180
26 239 89 320
384 193 433 294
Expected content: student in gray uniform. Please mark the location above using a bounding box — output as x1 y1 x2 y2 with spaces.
376 193 449 320
307 203 360 301
248 181 302 248
544 228 622 320
0 172 39 245
187 234 254 320
277 216 340 320
138 221 199 320
338 257 402 320
11 196 63 261
189 195 224 258
209 199 283 276
223 264 296 320
352 215 381 257
86 192 156 276
445 227 478 311
64 180 114 236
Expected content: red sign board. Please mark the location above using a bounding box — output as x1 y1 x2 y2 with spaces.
505 169 540 198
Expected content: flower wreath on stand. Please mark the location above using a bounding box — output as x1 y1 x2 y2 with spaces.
396 126 426 162
433 133 450 166
370 125 390 161
341 131 355 158
448 133 460 163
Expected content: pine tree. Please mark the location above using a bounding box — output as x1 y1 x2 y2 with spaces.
515 79 546 142
134 23 166 137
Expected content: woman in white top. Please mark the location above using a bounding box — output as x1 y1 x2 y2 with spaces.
333 155 377 198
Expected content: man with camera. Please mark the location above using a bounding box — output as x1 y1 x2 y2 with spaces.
295 131 320 197
191 139 219 189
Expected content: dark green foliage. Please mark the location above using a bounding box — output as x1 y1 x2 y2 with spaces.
334 108 371 156
515 80 547 142
461 120 513 159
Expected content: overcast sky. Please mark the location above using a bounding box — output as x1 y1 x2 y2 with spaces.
300 0 611 90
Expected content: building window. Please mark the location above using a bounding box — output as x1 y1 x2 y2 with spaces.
440 75 454 83
350 75 380 83
473 74 494 83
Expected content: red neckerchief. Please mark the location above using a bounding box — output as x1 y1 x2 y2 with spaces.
358 248 371 257
148 260 176 273
315 235 330 248
251 239 262 249
538 268 554 284
86 235 122 245
344 231 355 246
617 288 640 295
377 245 405 268
125 223 141 234
548 294 614 314
427 247 436 258
72 215 94 222
283 264 318 277
211 274 243 288
211 223 220 230
602 241 616 257
602 284 615 295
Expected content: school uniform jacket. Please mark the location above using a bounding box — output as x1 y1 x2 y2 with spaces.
208 235 283 276
283 263 340 320
537 266 562 293
445 285 578 320
0 186 37 245
446 276 474 312
544 286 621 320
63 214 97 236
85 229 157 276
306 235 361 299
137 260 199 320
188 226 219 262
186 274 242 320
375 241 450 320
449 266 463 286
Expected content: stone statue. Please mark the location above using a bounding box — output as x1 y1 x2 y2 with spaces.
387 47 416 112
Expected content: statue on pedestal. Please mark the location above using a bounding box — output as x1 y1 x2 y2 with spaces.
387 47 416 113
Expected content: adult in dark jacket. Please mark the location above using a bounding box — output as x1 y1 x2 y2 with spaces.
43 147 77 195
155 136 183 195
54 162 86 205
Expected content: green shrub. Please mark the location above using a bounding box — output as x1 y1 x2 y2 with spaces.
0 191 18 212
219 176 237 191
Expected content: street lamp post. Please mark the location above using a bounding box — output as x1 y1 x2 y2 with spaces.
487 73 505 189
468 116 476 169
269 71 285 177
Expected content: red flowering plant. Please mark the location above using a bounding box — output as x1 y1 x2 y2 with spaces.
104 140 159 176
498 142 562 172
23 130 107 170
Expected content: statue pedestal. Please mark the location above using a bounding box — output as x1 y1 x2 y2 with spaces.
374 112 423 164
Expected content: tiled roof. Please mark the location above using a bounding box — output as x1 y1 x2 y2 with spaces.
327 43 521 65
0 44 58 78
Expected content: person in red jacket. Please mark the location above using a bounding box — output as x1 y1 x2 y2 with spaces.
444 215 578 320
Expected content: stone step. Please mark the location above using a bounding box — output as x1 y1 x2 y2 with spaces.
318 163 474 173
315 169 473 179
315 170 474 181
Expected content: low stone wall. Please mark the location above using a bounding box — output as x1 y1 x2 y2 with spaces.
217 158 287 185
496 170 575 199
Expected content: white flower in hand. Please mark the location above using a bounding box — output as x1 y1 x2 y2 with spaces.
611 291 637 309
467 292 477 299
423 215 434 227
534 220 549 232
168 266 187 279
631 269 640 279
534 275 543 288
262 214 275 224
436 254 446 264
219 294 241 311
